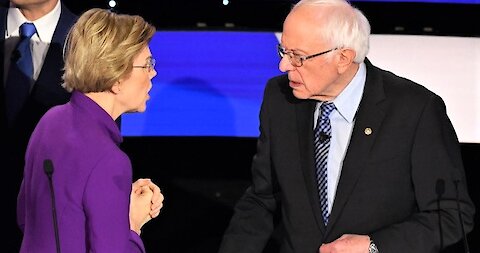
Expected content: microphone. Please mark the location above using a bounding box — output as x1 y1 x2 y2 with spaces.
319 132 330 142
44 159 61 253
435 179 445 249
453 179 470 253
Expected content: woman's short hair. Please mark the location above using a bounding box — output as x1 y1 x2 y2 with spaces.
62 8 156 93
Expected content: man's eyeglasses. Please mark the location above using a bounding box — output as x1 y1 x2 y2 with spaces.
133 57 156 72
277 44 337 67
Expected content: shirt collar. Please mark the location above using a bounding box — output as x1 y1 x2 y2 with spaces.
331 62 367 123
6 0 61 44
70 91 123 146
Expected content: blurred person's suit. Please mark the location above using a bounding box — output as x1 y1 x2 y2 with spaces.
0 1 77 251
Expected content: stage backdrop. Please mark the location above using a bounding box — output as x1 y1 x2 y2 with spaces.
121 31 480 143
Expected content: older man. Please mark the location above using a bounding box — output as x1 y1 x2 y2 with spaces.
219 0 475 252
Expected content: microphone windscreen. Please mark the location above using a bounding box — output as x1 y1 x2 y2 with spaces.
43 159 54 175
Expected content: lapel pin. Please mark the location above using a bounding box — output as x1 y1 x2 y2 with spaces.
364 127 372 135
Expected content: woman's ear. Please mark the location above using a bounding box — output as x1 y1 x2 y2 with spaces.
111 80 122 94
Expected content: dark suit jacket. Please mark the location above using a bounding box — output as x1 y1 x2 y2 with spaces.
219 60 475 253
0 4 77 252
0 3 77 153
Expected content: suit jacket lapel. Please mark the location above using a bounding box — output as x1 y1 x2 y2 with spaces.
0 7 8 128
33 4 76 103
296 98 328 234
0 7 6 74
326 60 388 234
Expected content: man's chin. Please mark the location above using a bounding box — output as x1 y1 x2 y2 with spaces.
292 89 310 100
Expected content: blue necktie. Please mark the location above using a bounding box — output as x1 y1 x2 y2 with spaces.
5 22 37 126
314 102 335 226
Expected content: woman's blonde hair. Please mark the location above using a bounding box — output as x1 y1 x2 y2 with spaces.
62 8 156 92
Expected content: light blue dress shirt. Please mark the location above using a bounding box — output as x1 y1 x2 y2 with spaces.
314 62 366 213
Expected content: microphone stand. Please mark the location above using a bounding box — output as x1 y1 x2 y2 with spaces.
436 179 445 250
454 180 470 253
44 160 61 253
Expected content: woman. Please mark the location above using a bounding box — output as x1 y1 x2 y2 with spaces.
17 8 163 253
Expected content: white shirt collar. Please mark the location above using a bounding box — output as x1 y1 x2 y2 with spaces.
6 0 61 44
331 62 367 123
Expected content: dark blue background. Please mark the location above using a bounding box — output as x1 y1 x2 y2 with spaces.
121 31 281 137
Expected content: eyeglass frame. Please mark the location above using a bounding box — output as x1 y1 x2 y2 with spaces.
277 44 338 67
132 57 156 72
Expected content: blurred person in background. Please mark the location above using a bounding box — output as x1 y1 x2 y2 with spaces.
0 0 77 251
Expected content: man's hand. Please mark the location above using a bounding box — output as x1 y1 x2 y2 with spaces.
319 234 370 253
132 178 164 218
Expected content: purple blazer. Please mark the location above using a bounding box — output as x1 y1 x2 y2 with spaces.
17 91 146 253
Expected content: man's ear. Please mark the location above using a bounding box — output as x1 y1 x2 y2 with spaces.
337 48 356 73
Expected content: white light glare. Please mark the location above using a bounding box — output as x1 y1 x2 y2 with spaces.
109 0 117 8
223 0 229 6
